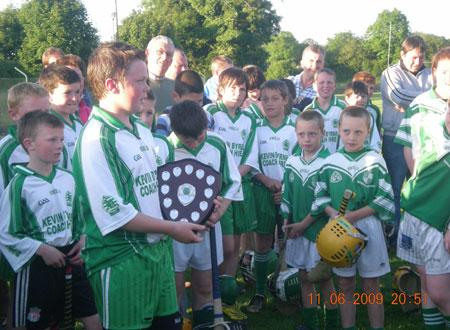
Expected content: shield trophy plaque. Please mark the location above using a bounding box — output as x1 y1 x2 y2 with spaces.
157 158 222 225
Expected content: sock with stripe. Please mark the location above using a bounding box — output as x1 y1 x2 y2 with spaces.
422 307 445 329
302 306 319 330
254 251 269 296
193 304 213 327
443 314 450 328
324 307 339 329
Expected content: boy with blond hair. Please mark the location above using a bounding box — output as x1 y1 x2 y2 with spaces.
71 42 206 330
204 55 233 102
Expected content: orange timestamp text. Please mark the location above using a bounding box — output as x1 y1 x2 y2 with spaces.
309 293 427 305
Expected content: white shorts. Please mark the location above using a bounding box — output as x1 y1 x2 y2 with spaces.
397 212 450 275
333 216 390 278
173 222 223 272
285 236 321 272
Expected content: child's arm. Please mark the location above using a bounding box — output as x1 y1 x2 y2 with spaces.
67 234 86 266
238 164 252 177
444 229 450 254
404 146 414 173
35 243 66 268
253 173 282 192
283 213 317 238
344 206 377 224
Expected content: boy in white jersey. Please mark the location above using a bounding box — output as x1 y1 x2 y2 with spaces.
281 110 339 330
168 100 242 328
246 80 297 312
0 110 101 330
71 42 205 330
242 65 266 121
395 47 450 330
204 68 259 279
304 68 346 153
352 72 381 133
312 107 395 330
343 81 381 152
39 64 83 166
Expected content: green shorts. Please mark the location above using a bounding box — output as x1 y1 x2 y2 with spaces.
89 239 177 330
253 182 277 234
221 179 257 235
0 254 16 281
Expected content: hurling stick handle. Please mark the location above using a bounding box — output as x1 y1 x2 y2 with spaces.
337 189 355 216
209 227 226 328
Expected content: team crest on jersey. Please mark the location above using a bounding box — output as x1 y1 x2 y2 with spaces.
282 139 290 151
332 119 339 128
65 191 73 207
289 172 294 182
241 129 247 141
363 172 374 184
27 307 41 323
102 195 120 216
330 171 342 183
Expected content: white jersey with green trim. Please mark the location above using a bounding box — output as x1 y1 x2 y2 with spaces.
204 101 259 170
366 100 382 133
255 116 297 181
288 108 301 123
395 88 450 167
50 111 83 162
0 165 75 272
0 126 70 195
167 131 243 202
153 133 174 166
72 106 164 276
243 103 264 123
311 147 394 222
304 95 346 154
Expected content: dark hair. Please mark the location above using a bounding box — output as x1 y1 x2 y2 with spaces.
243 65 266 90
42 47 65 67
39 64 81 93
431 47 450 73
218 68 249 100
279 78 296 100
402 35 426 54
87 42 146 101
296 110 324 131
339 106 371 129
174 70 204 96
18 110 64 152
344 81 368 98
170 100 208 139
55 54 87 81
146 89 156 101
260 80 289 99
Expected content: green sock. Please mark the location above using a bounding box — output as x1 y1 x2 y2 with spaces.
443 314 450 328
254 251 269 296
422 307 445 329
193 304 213 327
303 307 319 330
324 307 339 330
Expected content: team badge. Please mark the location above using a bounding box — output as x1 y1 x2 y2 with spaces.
332 119 339 128
330 171 342 183
102 195 120 216
65 191 72 207
27 307 41 323
283 139 290 151
289 172 294 183
241 129 247 141
363 172 373 184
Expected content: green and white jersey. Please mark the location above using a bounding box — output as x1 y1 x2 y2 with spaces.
0 165 76 272
311 147 394 222
395 88 450 169
204 101 259 170
153 133 174 166
72 106 164 277
0 126 69 195
255 116 298 181
50 111 83 163
288 108 301 124
337 110 381 152
366 100 382 133
167 131 243 202
304 95 346 154
280 146 330 242
243 103 264 123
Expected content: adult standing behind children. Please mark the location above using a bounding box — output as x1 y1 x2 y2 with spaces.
146 35 176 114
165 49 188 80
380 35 432 241
287 45 325 111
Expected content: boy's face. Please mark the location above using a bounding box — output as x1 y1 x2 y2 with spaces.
25 124 64 165
296 119 324 155
401 48 425 74
433 59 450 100
247 88 260 101
8 96 51 122
338 116 370 153
174 92 204 105
66 65 84 92
178 130 206 150
261 88 288 119
301 50 324 77
220 82 247 110
118 59 151 113
364 82 375 99
49 82 82 117
314 73 335 99
146 40 174 78
139 98 155 128
345 92 368 108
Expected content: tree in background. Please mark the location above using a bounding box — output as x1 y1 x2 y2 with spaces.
18 0 99 75
417 32 450 63
0 6 24 62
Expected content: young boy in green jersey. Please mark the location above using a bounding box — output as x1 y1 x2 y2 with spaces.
282 110 339 330
168 100 242 328
0 110 101 330
242 65 266 121
246 80 297 312
304 68 346 154
312 106 395 330
39 64 83 164
344 81 381 152
395 47 450 330
204 67 259 280
71 42 205 330
352 72 381 133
